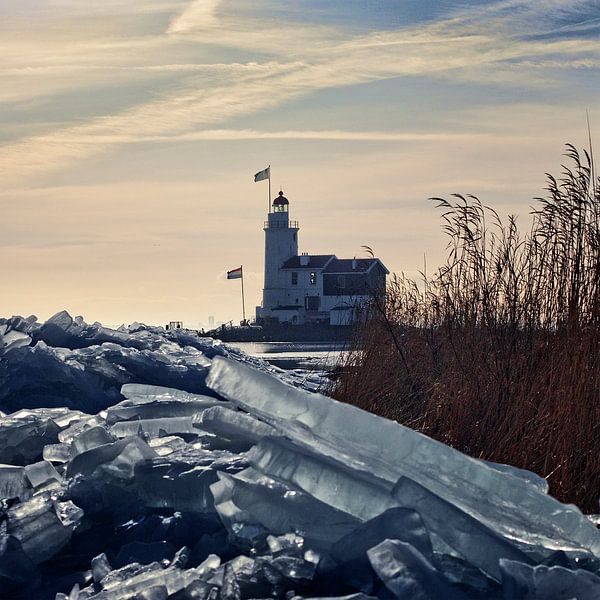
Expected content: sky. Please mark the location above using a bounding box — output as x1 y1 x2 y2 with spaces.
1 0 599 328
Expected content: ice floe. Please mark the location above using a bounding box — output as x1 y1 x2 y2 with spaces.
0 311 599 598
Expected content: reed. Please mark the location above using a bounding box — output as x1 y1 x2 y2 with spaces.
331 145 600 512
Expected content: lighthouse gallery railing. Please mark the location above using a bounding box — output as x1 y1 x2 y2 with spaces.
264 220 300 229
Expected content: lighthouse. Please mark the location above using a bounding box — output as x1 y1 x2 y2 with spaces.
256 187 388 326
262 191 299 314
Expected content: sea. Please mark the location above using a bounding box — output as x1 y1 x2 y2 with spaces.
227 341 349 373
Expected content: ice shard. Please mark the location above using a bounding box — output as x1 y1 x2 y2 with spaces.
499 558 600 599
391 477 532 579
109 417 198 439
367 539 468 600
24 460 62 493
326 508 432 593
0 415 61 465
106 399 220 425
6 492 81 564
247 436 397 521
0 327 31 353
120 384 214 402
67 436 157 483
71 426 115 456
134 448 243 512
0 533 38 593
195 405 278 445
210 468 360 548
43 443 71 463
206 357 600 557
0 464 30 500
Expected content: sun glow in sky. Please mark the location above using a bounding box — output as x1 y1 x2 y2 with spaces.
1 0 599 327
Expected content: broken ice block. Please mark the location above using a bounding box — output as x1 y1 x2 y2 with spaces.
59 415 106 445
109 417 198 439
24 460 62 493
55 499 84 527
481 459 549 495
0 533 38 593
0 415 61 465
392 477 532 579
95 554 221 599
327 508 432 592
71 426 115 456
0 464 30 500
291 596 377 600
500 558 600 599
0 328 31 353
134 447 246 512
92 553 112 584
120 384 214 402
247 436 397 522
367 539 468 600
207 357 600 557
106 397 221 426
67 436 157 483
147 435 187 456
6 492 79 563
196 406 277 444
43 443 71 463
211 468 360 548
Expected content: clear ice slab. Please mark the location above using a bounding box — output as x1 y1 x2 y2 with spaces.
6 492 82 564
499 558 600 599
0 464 30 500
211 467 360 549
67 436 157 483
206 357 600 557
367 539 468 600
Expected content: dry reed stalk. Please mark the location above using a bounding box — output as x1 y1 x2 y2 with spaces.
331 145 600 512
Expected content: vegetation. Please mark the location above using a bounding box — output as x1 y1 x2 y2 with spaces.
331 145 600 512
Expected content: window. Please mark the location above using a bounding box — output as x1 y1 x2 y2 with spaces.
291 272 298 286
305 296 320 311
310 271 317 285
337 275 346 288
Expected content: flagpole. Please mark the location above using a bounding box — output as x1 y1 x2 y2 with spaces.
267 164 271 214
241 266 246 323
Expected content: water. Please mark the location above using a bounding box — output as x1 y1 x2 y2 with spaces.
228 342 349 372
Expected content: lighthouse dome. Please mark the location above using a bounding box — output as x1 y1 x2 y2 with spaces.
272 190 289 213
273 190 289 206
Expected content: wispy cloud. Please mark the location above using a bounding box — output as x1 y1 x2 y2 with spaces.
0 0 597 185
37 128 494 144
167 0 223 33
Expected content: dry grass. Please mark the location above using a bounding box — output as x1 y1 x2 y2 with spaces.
331 145 600 512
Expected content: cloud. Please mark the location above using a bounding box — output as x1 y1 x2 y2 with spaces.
167 0 223 33
21 128 494 145
0 0 597 185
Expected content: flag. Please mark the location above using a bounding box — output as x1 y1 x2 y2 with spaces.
254 167 270 182
227 266 243 280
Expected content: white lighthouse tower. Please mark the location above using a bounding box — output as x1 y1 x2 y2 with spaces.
260 191 299 319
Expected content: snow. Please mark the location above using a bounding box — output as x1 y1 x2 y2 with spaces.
0 310 599 599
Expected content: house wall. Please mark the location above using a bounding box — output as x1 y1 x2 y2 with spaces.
283 269 324 309
323 266 386 297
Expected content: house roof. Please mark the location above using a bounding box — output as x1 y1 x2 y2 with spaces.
281 255 336 270
324 258 389 275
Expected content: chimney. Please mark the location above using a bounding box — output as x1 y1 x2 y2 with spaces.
300 253 309 266
352 257 357 270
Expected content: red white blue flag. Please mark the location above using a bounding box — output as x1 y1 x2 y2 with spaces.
227 266 243 280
